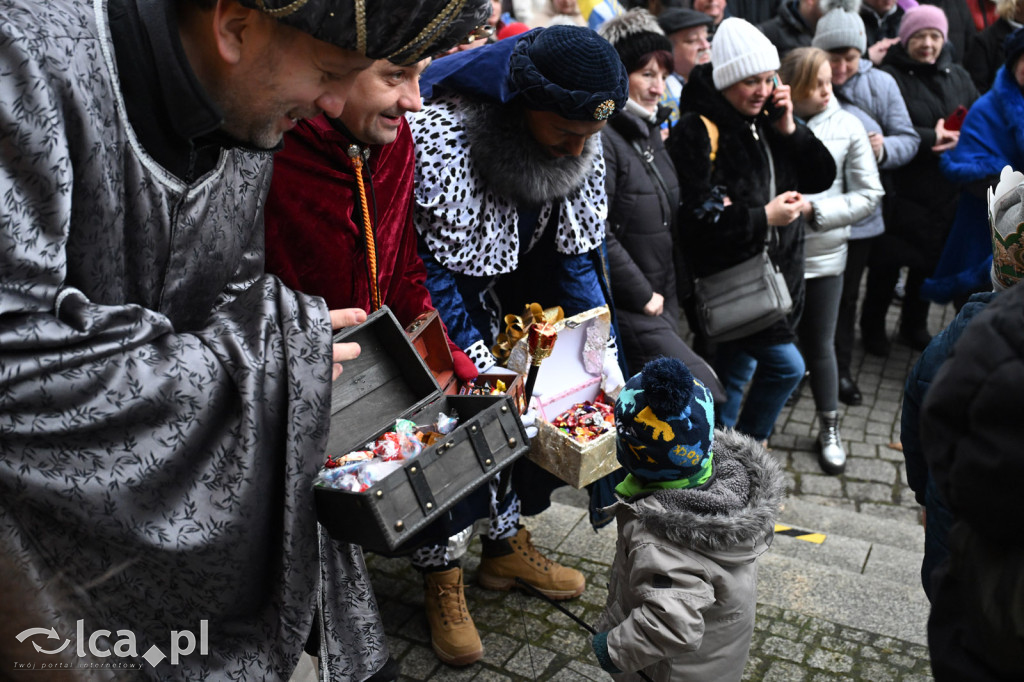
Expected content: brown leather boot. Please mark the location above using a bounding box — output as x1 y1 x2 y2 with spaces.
423 566 483 666
477 527 585 600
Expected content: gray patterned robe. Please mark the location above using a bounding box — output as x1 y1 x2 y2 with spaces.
0 0 387 679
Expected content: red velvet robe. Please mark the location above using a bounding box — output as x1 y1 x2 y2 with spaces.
265 114 477 381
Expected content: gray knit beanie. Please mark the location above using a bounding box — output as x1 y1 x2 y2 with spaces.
812 6 868 54
711 18 780 90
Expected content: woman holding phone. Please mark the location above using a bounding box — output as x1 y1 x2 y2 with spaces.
859 5 979 351
668 18 836 445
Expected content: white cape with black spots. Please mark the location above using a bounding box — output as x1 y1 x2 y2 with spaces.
408 93 608 277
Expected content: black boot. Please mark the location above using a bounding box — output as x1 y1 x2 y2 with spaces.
838 373 862 406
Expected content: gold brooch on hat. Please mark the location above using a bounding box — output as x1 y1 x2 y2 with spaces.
593 100 615 121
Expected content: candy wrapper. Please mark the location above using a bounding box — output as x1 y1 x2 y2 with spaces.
551 398 615 443
316 412 459 490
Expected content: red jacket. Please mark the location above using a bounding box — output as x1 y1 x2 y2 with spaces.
265 115 477 381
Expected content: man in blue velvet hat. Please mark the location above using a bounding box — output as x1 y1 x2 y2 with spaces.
403 25 631 667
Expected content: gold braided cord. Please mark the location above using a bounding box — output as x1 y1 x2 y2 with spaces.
401 2 463 63
349 149 381 311
354 0 367 56
254 0 311 18
387 0 468 63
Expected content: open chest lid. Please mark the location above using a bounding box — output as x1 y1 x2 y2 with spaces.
507 306 611 420
328 306 442 455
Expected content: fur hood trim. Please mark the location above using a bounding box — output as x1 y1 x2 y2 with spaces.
598 8 665 45
629 428 786 551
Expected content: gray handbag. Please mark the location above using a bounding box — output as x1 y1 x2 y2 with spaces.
691 123 793 343
692 233 793 343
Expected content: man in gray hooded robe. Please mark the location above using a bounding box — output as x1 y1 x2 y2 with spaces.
0 0 489 679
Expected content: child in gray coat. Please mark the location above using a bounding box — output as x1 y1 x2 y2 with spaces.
593 357 785 681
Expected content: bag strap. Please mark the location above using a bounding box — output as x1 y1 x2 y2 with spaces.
699 115 719 165
629 140 673 224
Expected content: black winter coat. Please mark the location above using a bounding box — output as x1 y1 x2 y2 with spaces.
666 63 836 346
603 107 680 370
881 43 979 264
728 0 779 25
759 0 812 58
861 5 904 47
602 105 725 400
921 283 1024 680
963 17 1016 93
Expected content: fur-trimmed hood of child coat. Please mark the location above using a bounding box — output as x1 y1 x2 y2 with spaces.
595 429 786 681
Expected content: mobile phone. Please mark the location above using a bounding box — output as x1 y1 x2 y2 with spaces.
944 105 968 131
763 75 786 122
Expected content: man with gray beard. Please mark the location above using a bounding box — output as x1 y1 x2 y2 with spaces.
403 25 630 667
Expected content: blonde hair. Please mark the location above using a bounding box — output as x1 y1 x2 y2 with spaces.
779 46 830 102
996 0 1019 17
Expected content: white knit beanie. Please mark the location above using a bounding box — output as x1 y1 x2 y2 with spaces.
812 7 868 54
711 18 781 90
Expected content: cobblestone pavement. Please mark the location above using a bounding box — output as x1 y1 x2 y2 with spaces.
355 297 957 681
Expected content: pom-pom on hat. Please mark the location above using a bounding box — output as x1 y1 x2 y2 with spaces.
598 9 673 74
898 5 948 44
711 18 781 90
237 0 492 65
614 357 715 483
509 26 630 121
812 5 868 54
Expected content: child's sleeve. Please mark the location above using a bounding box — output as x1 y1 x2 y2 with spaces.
596 543 716 674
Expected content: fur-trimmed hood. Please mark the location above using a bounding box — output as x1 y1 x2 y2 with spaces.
617 428 785 558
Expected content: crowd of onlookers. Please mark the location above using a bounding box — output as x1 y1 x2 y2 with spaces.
495 0 1024 471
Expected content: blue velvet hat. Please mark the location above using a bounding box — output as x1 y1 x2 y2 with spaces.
614 357 715 483
510 26 629 121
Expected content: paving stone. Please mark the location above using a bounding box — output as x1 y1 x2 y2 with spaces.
762 660 808 681
762 636 808 664
879 443 907 461
807 648 854 673
398 645 442 679
848 441 878 457
502 645 556 678
800 473 844 497
865 420 894 437
846 480 894 503
844 456 898 484
769 621 804 641
809 673 854 682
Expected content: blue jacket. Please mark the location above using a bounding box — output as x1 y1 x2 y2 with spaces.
925 65 1024 303
901 292 996 504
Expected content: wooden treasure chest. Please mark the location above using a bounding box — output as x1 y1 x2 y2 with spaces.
315 307 528 553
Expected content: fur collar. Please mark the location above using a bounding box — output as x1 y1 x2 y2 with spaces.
625 429 785 551
463 99 597 205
